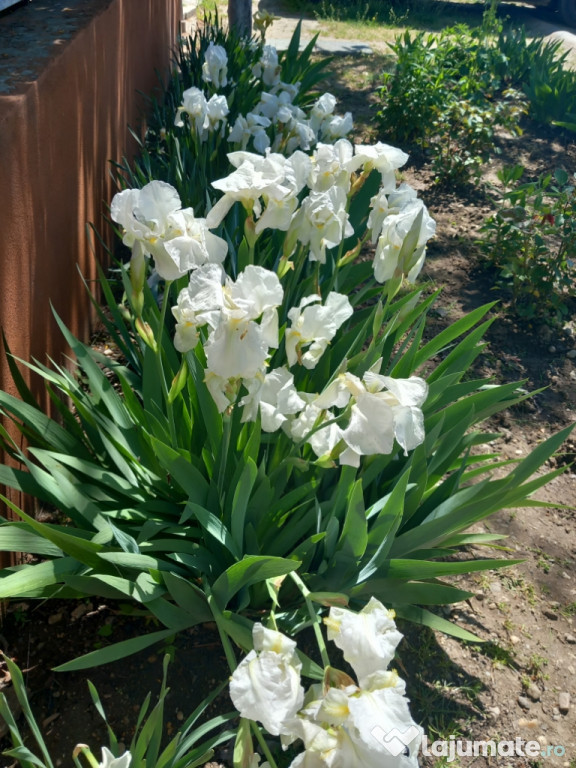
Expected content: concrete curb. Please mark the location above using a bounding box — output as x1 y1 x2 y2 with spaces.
266 37 373 53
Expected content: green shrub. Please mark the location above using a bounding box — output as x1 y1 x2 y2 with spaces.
376 18 527 185
480 165 576 320
495 25 576 131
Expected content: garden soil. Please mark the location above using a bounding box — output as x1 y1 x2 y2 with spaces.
2 2 576 767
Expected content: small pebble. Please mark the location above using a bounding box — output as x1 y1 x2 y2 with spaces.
565 634 576 644
549 346 557 354
71 603 91 621
510 635 521 644
567 349 576 359
48 612 63 625
543 609 559 620
518 696 531 710
558 691 571 714
526 683 541 702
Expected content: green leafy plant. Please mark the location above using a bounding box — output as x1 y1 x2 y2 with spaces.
375 15 529 185
0 265 569 670
480 165 576 320
0 17 572 678
0 654 234 768
429 88 526 183
494 25 576 131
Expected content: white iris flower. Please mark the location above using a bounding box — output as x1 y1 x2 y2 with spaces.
240 367 306 432
110 181 227 281
172 264 283 400
229 623 305 737
347 142 410 192
289 187 353 263
201 42 228 89
286 292 353 369
373 200 436 285
325 598 403 684
311 368 428 465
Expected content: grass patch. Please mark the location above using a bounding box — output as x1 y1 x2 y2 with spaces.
285 0 491 33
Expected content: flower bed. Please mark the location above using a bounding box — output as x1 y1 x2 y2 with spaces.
0 14 572 768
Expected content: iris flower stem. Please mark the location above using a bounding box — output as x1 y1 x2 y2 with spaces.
250 721 280 768
290 572 331 668
217 412 232 501
73 746 99 768
206 594 238 673
155 280 177 445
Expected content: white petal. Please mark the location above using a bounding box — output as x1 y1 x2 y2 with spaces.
301 340 329 370
392 405 425 454
366 374 428 407
99 747 132 768
341 395 395 457
308 421 342 458
136 181 182 226
253 623 299 660
204 371 233 412
205 195 236 228
347 687 422 766
229 650 304 736
148 243 189 281
206 320 269 380
339 445 361 467
314 377 353 410
231 266 283 318
327 598 403 683
173 322 199 354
